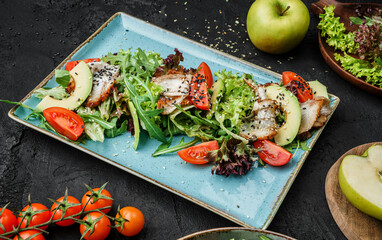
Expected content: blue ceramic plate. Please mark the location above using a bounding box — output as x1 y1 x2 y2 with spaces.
8 12 339 229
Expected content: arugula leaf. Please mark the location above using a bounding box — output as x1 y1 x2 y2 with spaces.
0 99 34 111
77 113 115 130
104 48 167 146
152 117 174 155
284 139 311 155
174 105 219 128
128 100 140 150
350 16 365 25
152 137 200 157
55 69 71 87
105 119 128 138
124 71 166 143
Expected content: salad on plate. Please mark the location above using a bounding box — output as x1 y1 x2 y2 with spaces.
6 48 332 177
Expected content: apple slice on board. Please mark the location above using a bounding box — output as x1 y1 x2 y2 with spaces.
325 142 382 240
338 145 382 220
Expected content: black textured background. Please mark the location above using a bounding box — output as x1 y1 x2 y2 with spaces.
0 0 381 239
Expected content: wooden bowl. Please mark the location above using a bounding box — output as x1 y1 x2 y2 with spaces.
311 0 382 97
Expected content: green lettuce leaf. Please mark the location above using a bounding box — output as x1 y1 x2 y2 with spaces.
335 53 382 88
84 122 105 142
317 5 358 53
34 86 69 100
55 69 71 87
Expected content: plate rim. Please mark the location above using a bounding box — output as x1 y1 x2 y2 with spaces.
8 11 341 229
177 226 297 240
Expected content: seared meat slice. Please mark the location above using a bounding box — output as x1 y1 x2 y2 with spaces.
85 62 120 108
152 74 191 96
298 96 332 136
152 73 192 114
298 99 323 135
243 79 278 99
316 96 331 116
240 99 279 141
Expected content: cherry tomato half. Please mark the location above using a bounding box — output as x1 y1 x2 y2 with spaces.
81 188 113 214
18 203 51 230
177 140 219 164
50 196 82 227
80 212 111 240
115 207 145 237
66 58 100 71
282 71 313 103
189 62 213 110
13 230 45 240
43 107 84 141
254 140 292 166
0 207 18 237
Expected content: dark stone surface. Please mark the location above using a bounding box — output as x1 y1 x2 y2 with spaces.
0 0 380 239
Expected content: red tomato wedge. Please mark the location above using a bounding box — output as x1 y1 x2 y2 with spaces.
189 62 212 110
198 62 213 89
282 71 313 103
43 107 84 141
177 140 219 164
66 58 100 71
253 140 292 166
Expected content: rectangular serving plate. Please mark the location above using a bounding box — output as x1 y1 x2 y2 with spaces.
9 12 339 229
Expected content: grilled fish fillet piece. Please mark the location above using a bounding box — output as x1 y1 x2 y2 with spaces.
240 99 279 141
312 96 331 128
84 62 120 108
152 73 192 114
298 99 324 135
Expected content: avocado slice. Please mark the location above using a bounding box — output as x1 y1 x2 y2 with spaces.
36 61 93 111
206 78 225 119
266 85 301 146
308 80 329 99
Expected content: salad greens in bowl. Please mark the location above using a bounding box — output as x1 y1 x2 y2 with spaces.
312 1 382 96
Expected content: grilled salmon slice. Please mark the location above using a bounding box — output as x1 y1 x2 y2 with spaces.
85 62 120 108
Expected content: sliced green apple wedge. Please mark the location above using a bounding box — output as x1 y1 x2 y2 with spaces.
338 145 382 220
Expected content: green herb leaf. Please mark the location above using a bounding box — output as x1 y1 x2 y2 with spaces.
77 113 115 130
55 69 71 87
152 137 200 157
105 119 128 138
349 17 364 25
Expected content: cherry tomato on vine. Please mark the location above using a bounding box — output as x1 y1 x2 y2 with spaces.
253 140 292 166
282 71 313 103
66 58 100 71
50 196 82 227
0 207 18 237
189 62 213 110
81 185 113 214
43 107 85 141
79 212 111 240
177 140 219 164
18 203 51 230
115 206 145 237
13 230 45 240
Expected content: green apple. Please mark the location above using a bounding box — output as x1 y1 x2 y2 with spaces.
246 0 310 54
338 145 382 220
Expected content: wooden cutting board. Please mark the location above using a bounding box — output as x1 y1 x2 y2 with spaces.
325 142 382 240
